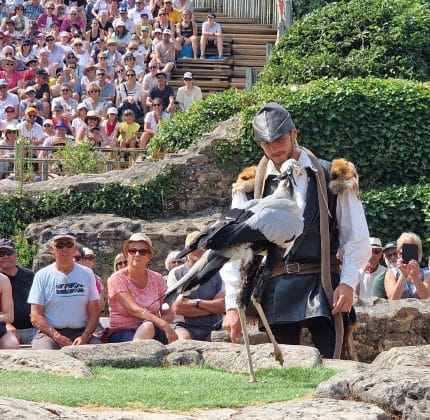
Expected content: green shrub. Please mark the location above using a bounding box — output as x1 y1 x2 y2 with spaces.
214 78 430 190
292 0 339 21
148 88 250 157
261 0 430 85
0 169 178 238
14 235 37 268
55 142 107 176
362 183 430 254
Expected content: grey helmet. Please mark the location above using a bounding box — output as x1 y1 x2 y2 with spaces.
253 102 295 143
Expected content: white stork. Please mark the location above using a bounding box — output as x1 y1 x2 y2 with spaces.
163 159 304 382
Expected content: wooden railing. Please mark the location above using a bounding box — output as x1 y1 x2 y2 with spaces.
194 0 292 27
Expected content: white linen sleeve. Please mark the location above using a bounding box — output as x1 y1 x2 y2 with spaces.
336 190 371 290
219 259 241 310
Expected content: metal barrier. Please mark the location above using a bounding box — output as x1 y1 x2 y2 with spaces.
0 145 148 182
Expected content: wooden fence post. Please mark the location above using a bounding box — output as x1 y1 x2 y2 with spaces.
246 67 258 91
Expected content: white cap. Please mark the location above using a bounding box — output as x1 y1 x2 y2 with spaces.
107 107 118 115
77 103 88 110
154 28 162 34
183 71 193 79
128 232 152 247
83 247 95 256
163 29 171 35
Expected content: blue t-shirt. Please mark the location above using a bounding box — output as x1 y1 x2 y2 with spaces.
28 263 100 329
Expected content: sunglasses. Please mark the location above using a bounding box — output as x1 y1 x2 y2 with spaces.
88 116 99 120
74 43 83 46
184 78 192 81
61 88 70 91
84 255 95 261
98 56 107 59
153 103 162 107
128 248 151 256
46 38 55 42
88 90 100 93
159 13 166 16
47 6 54 9
74 255 82 261
129 48 137 51
117 69 124 72
55 242 74 249
43 124 52 127
96 72 106 76
28 114 37 118
0 249 15 257
6 110 14 113
126 73 135 76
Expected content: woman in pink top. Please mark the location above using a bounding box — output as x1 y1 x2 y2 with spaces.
107 233 177 344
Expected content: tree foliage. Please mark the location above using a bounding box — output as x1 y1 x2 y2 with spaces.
262 0 430 85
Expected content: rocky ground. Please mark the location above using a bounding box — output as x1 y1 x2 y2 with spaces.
0 339 429 419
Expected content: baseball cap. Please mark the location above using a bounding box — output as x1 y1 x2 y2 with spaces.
183 71 193 79
107 107 118 115
128 232 152 247
0 238 15 250
154 28 162 34
163 29 171 35
55 120 68 130
53 104 64 111
51 227 75 241
0 78 7 86
25 107 38 116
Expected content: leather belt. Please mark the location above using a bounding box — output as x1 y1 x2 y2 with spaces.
270 259 340 278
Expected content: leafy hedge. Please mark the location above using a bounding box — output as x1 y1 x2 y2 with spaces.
292 0 339 21
215 78 430 189
0 169 177 238
362 183 430 253
261 0 430 85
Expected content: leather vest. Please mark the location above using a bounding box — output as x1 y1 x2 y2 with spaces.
262 159 339 264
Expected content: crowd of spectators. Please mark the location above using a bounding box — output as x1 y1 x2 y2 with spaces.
1 226 429 350
0 0 210 179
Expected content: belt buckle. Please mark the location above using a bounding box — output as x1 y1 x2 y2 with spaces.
285 262 300 274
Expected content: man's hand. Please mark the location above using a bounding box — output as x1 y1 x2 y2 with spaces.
54 333 73 348
223 309 242 343
161 323 178 343
332 283 353 315
72 332 91 346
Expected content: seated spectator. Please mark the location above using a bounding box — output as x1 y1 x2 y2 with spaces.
28 227 101 349
372 241 397 299
151 28 163 56
0 124 17 178
81 63 98 98
138 26 153 51
42 119 55 139
71 103 88 137
122 52 144 80
51 104 72 132
106 38 122 69
83 81 108 117
355 237 386 300
154 7 175 34
95 51 114 80
17 107 44 146
61 7 85 33
95 65 115 103
163 249 183 281
58 31 73 54
112 6 135 36
150 0 163 19
24 68 50 118
126 41 146 70
162 0 181 25
147 70 175 114
96 10 113 35
169 231 225 341
0 57 22 95
16 39 35 68
72 38 92 67
118 109 140 158
140 98 170 150
142 61 158 112
19 86 43 119
0 272 20 349
200 13 223 59
39 120 72 160
37 2 60 33
113 253 127 272
75 110 102 143
116 68 144 119
52 84 79 120
175 8 197 59
32 33 47 57
0 78 19 119
154 28 180 77
384 232 430 300
106 232 177 344
176 71 202 111
100 107 119 147
110 21 131 53
136 18 152 42
45 32 65 68
128 0 153 26
0 238 35 345
0 105 18 132
86 17 103 45
79 246 106 309
11 5 30 36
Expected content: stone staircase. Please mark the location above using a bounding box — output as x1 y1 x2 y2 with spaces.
169 12 277 95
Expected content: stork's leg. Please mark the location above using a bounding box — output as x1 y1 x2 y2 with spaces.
251 296 284 366
238 306 256 383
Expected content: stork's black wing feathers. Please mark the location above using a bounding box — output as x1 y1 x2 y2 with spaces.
163 252 229 306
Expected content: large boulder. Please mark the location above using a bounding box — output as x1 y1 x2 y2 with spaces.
166 340 321 371
61 340 168 368
315 345 430 419
0 350 91 377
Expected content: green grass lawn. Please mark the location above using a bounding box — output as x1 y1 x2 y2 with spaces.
0 366 337 411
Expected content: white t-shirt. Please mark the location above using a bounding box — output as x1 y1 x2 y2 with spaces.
28 263 100 329
0 93 19 120
17 121 45 145
144 110 170 131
